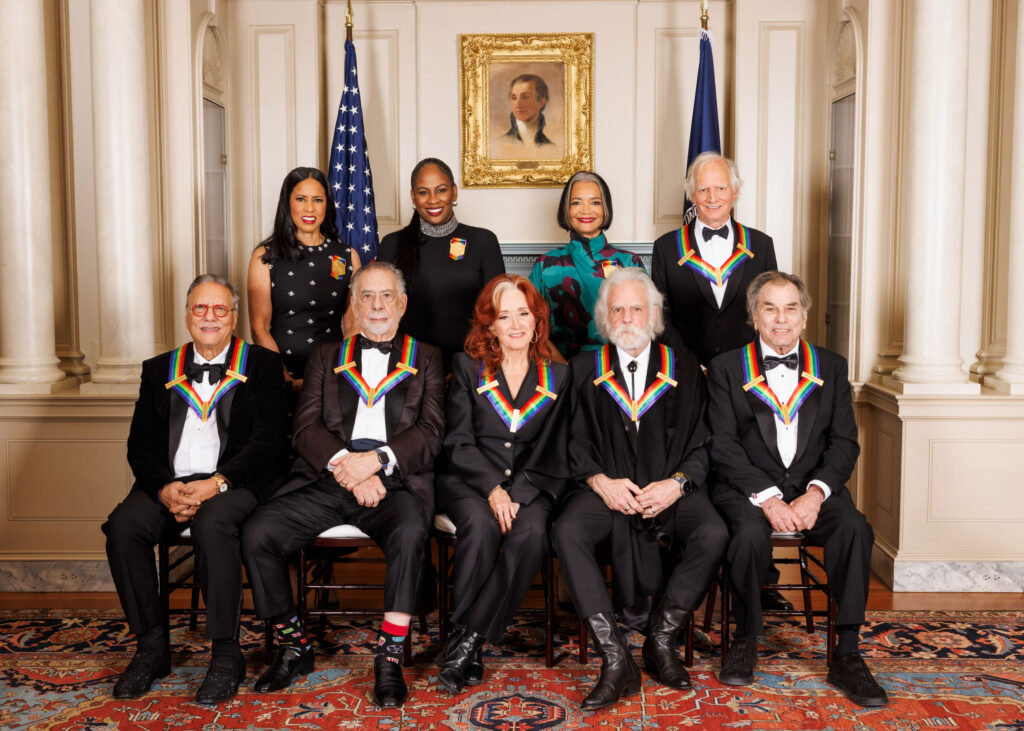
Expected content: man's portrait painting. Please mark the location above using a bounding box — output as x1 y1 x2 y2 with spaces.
460 33 593 188
488 62 566 161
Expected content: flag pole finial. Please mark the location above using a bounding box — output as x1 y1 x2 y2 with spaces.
700 0 709 30
346 0 354 41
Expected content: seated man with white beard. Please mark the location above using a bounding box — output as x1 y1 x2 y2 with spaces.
552 267 728 710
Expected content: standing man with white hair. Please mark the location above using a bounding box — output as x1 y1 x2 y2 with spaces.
552 267 728 710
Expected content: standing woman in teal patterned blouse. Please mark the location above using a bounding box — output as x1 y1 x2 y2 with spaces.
529 171 645 360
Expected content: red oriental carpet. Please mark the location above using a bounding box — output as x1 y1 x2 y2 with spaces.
1 608 1023 730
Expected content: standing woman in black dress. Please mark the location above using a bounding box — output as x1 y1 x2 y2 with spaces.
435 274 570 694
248 167 361 395
377 158 505 371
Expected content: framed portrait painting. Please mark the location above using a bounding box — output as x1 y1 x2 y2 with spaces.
460 33 594 188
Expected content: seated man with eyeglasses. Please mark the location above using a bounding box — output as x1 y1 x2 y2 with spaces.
103 274 290 705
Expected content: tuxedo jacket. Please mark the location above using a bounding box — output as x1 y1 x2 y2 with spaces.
126 339 290 504
567 341 710 494
651 220 777 366
436 353 570 511
707 341 859 501
287 333 446 517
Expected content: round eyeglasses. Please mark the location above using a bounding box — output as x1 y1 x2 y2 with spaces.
188 304 235 318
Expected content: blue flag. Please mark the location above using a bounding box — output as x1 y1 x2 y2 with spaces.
682 29 721 226
329 38 379 264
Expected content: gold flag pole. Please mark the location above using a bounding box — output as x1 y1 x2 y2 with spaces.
346 0 354 41
701 0 709 30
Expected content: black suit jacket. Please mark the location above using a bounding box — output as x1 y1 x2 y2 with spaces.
651 220 777 366
437 353 570 510
567 342 710 493
707 341 859 501
126 339 290 504
287 333 446 517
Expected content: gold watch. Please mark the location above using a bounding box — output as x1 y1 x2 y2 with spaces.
213 473 230 493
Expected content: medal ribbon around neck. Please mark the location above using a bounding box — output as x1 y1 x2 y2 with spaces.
741 340 824 426
676 223 754 286
476 361 557 433
333 335 418 407
164 337 250 421
592 344 678 422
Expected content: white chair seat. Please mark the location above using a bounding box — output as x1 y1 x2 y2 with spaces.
317 524 371 540
433 513 456 535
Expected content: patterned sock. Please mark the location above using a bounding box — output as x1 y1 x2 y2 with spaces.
270 610 310 651
373 619 408 666
836 623 860 655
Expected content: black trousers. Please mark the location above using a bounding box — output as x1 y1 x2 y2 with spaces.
445 494 552 644
103 487 258 641
551 490 728 620
242 473 428 619
712 486 873 638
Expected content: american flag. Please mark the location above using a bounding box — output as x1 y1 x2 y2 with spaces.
329 38 378 264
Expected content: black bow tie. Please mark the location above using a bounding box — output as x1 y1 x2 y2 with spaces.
702 225 729 241
186 361 225 384
763 353 799 371
358 334 393 354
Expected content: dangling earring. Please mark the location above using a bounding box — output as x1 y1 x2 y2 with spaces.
531 331 539 344
489 338 501 354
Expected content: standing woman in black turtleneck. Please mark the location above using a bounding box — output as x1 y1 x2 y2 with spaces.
377 158 505 371
529 171 645 360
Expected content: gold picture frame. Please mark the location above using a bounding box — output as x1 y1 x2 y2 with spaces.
460 33 594 188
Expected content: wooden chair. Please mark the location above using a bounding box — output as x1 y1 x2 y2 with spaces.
433 513 557 666
158 528 272 656
719 532 837 665
296 524 428 665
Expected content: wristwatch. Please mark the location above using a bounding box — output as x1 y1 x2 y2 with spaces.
212 473 229 493
672 472 695 498
375 448 389 468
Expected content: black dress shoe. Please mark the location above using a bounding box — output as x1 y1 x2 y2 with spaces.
438 629 485 695
827 651 889 707
761 588 794 612
195 656 246 705
464 647 484 686
254 644 314 693
718 635 758 686
374 655 408 707
112 651 171 699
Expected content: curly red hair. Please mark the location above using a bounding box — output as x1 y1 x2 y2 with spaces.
464 275 554 371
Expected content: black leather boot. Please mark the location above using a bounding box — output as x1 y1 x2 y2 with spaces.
438 628 486 695
581 612 641 710
641 595 692 689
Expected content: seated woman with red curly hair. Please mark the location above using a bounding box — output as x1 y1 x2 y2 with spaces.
434 274 571 694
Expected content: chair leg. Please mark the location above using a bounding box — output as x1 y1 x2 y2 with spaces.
189 580 200 631
684 608 695 667
404 629 413 665
578 619 588 664
826 590 837 666
437 535 450 647
798 547 815 634
544 554 554 667
702 577 718 634
264 619 273 660
296 548 308 629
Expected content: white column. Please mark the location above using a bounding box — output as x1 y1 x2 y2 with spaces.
0 1 67 389
890 0 979 393
987 2 1024 394
83 0 156 387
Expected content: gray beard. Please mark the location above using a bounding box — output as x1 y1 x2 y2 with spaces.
609 323 653 352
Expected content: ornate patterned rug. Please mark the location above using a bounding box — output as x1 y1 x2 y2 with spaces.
1 609 1022 730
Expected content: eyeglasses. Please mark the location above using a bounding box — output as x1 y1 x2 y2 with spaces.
188 304 234 318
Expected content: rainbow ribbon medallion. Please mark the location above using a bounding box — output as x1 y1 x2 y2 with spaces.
333 335 419 407
741 340 823 426
164 337 250 421
479 361 557 433
675 223 754 287
592 344 676 422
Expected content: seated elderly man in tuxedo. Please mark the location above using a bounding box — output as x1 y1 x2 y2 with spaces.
103 274 290 704
708 270 887 707
552 267 728 710
242 261 445 708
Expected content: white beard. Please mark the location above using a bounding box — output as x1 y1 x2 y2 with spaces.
609 322 653 352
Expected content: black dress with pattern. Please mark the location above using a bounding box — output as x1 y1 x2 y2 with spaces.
268 237 353 379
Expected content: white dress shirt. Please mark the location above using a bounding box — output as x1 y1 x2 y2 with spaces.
172 343 229 478
327 340 398 474
748 338 832 507
615 341 652 434
694 218 734 308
